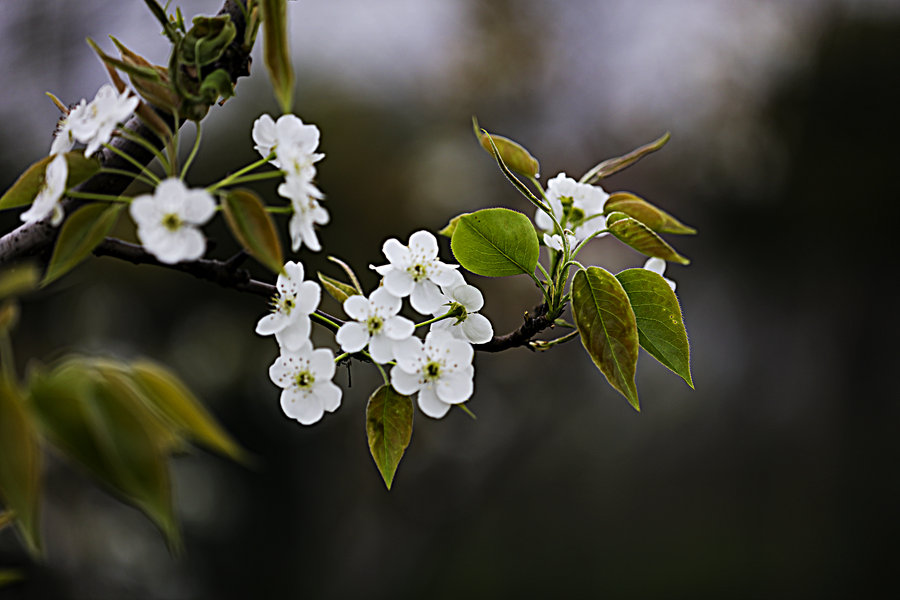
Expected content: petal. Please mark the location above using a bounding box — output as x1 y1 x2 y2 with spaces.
435 371 474 404
410 281 444 315
446 337 475 366
256 312 288 335
535 208 554 232
275 317 311 351
281 389 325 425
282 260 305 284
461 313 493 344
451 284 483 312
417 386 451 419
383 269 414 297
643 257 666 276
428 262 459 287
315 382 342 413
174 227 206 262
295 280 321 314
408 230 438 258
383 315 414 340
369 287 402 316
182 189 217 224
393 337 424 373
336 322 369 353
310 348 336 380
129 195 160 226
268 353 295 387
343 294 372 321
390 365 422 395
382 238 409 266
367 334 395 364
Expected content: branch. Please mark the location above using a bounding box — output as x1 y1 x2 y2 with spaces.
474 303 554 353
0 0 252 268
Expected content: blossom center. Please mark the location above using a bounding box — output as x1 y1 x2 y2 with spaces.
424 361 442 381
408 262 428 282
366 315 384 335
272 293 297 315
294 370 315 389
161 213 182 231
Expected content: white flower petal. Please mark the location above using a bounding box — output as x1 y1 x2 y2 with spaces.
435 371 474 404
390 366 422 395
367 334 395 364
129 195 159 226
343 295 371 321
383 269 414 298
275 317 311 352
383 315 414 340
461 313 493 344
410 281 444 314
281 389 324 425
643 257 666 276
428 262 459 287
256 312 288 335
382 238 409 266
393 337 424 373
181 189 216 224
315 381 342 413
370 287 402 316
409 230 438 258
336 322 369 353
417 386 451 419
295 280 321 314
451 284 483 311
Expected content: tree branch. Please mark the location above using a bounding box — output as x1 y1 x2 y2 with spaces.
474 304 554 353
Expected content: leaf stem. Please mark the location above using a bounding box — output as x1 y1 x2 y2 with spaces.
206 153 277 193
112 130 170 175
180 121 202 179
98 167 159 188
102 140 164 184
66 190 132 203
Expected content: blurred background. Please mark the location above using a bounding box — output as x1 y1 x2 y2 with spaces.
1 0 899 597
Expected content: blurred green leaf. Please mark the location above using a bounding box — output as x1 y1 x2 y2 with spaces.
0 511 14 530
327 256 363 294
607 213 690 265
221 189 284 274
604 192 696 235
0 266 40 300
317 273 359 306
580 132 670 184
472 117 540 179
28 361 181 552
0 376 43 556
42 203 124 286
261 0 294 113
450 208 539 277
616 268 693 388
572 267 640 410
0 152 100 210
366 385 413 490
0 570 23 588
128 360 247 463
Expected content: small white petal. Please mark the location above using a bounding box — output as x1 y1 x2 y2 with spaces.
343 295 372 321
435 371 474 404
316 381 342 413
643 257 667 276
382 315 415 340
336 322 370 353
367 334 395 364
275 317 311 352
281 389 324 425
393 337 424 373
410 281 444 314
417 387 451 419
390 366 422 395
369 287 402 316
409 230 438 258
451 284 483 312
295 281 321 314
461 313 493 344
383 269 414 298
382 238 409 265
256 312 288 335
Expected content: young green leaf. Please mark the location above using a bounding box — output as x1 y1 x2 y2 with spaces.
366 385 414 490
128 360 247 463
317 273 359 305
221 188 284 274
438 212 471 238
42 203 124 286
27 362 180 552
181 15 237 66
472 117 540 179
604 192 696 235
0 265 40 300
572 267 640 410
0 152 100 210
607 213 690 265
0 376 43 556
616 268 693 388
327 256 363 294
580 132 670 184
450 208 539 277
261 0 294 114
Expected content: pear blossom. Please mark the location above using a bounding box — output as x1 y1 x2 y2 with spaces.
391 330 475 419
68 85 139 157
543 231 576 253
251 113 324 178
429 270 493 344
256 261 321 351
49 99 87 155
336 287 414 363
129 178 216 264
20 153 68 226
643 257 676 291
370 230 458 315
278 174 329 252
535 172 609 243
269 344 341 425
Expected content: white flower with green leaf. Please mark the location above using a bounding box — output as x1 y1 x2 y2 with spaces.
256 261 321 352
251 113 324 178
69 84 139 157
370 230 459 315
535 172 609 242
336 287 414 363
268 343 341 425
20 153 68 226
643 257 676 291
391 330 475 419
430 270 493 344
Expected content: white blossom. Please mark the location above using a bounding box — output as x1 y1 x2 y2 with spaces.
429 270 493 344
391 330 475 419
251 113 323 178
49 99 87 155
268 344 341 425
336 287 414 363
20 153 68 226
278 174 328 252
129 178 216 264
535 172 609 242
255 261 321 351
643 257 676 291
68 85 139 157
370 230 458 315
543 231 576 253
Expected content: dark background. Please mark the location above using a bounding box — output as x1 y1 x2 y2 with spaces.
1 1 898 598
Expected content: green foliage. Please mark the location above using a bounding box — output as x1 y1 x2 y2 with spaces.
616 269 693 388
604 192 696 235
0 152 100 210
317 273 359 305
0 266 39 300
366 385 414 490
0 570 23 588
220 189 284 274
261 0 294 113
472 117 540 179
181 15 236 66
42 203 124 286
0 375 42 556
607 213 691 265
580 132 670 184
572 267 640 410
438 212 470 238
450 208 539 277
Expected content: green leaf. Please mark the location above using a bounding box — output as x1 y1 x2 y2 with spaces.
607 213 690 265
472 117 540 179
0 510 14 530
438 212 470 238
27 361 180 551
198 68 235 104
0 152 100 210
317 273 359 306
572 267 640 410
261 0 294 114
450 208 539 277
580 132 670 184
42 203 123 286
616 268 693 388
221 189 284 274
604 192 696 235
182 15 236 66
0 570 23 588
0 375 43 556
128 360 247 463
366 385 413 490
327 256 363 294
0 265 40 300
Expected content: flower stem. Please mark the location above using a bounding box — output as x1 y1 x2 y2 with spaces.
224 171 286 186
0 333 15 382
528 329 579 351
112 130 171 175
265 205 293 214
206 153 277 193
180 121 202 179
102 141 164 184
98 167 159 188
66 190 132 203
415 311 452 329
311 311 343 331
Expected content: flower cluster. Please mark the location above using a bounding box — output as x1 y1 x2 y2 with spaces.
51 84 139 158
252 114 328 252
535 172 609 246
